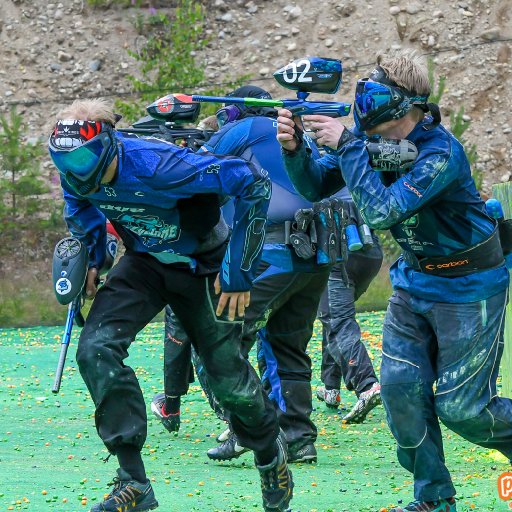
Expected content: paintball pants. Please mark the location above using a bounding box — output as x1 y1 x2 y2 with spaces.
317 236 383 394
381 288 512 501
76 250 278 456
163 255 331 451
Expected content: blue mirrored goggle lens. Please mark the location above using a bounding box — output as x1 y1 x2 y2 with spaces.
49 133 110 178
355 80 395 114
216 105 242 127
216 109 230 127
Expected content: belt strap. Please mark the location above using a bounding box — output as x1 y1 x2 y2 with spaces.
265 222 292 244
403 228 504 277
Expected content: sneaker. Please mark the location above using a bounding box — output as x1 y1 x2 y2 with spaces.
389 497 457 512
89 468 158 512
151 392 180 433
216 426 232 443
316 386 341 408
288 443 317 464
207 432 251 461
342 382 381 424
256 430 294 511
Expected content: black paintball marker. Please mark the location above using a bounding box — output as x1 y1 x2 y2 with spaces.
51 229 119 393
120 98 214 150
146 56 352 120
366 138 418 173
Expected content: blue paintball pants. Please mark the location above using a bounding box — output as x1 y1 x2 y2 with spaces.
381 288 512 501
317 238 383 395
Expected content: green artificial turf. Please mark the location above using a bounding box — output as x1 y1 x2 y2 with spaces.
0 313 510 512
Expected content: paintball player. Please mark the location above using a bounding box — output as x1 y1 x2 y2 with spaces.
316 223 383 422
48 99 294 512
276 49 512 512
152 85 343 464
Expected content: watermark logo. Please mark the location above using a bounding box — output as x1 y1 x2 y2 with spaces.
498 472 512 506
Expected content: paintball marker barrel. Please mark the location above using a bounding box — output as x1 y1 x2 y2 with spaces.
146 57 352 121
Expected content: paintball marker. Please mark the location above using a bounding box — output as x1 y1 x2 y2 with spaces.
51 237 88 393
119 99 214 150
366 138 418 173
51 227 119 393
146 57 352 120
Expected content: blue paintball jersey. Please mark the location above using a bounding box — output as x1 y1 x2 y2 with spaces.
201 115 329 273
282 119 509 302
61 132 271 292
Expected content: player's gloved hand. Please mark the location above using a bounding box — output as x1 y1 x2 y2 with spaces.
214 274 251 322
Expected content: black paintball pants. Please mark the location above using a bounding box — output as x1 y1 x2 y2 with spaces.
164 257 331 451
76 250 278 456
317 237 383 395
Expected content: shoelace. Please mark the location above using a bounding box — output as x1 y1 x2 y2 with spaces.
260 465 279 491
105 478 140 504
113 485 139 504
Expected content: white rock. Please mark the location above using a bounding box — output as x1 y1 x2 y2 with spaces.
259 67 270 76
288 6 302 19
287 42 297 51
325 38 334 47
389 6 401 15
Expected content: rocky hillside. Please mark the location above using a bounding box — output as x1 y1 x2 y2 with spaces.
0 0 511 191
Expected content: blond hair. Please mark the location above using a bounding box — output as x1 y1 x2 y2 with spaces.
377 49 430 96
55 99 117 124
197 114 220 132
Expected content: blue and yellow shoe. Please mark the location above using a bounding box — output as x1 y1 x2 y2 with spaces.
389 497 456 512
256 431 294 511
90 468 158 512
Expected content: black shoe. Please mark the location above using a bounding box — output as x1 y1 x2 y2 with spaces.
288 442 317 464
256 431 294 512
151 392 180 433
89 468 158 512
207 432 251 461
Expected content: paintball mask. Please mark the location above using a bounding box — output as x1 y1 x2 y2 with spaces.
216 85 274 127
48 119 118 196
354 66 430 132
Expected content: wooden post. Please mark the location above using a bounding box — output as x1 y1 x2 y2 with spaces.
492 183 512 397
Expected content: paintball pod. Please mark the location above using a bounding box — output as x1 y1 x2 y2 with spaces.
119 99 214 150
51 227 119 393
287 198 351 265
146 57 352 120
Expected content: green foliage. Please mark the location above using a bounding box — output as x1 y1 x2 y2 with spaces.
355 264 392 312
0 107 48 228
427 58 446 104
116 0 246 123
427 59 481 189
450 106 481 188
116 1 206 122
